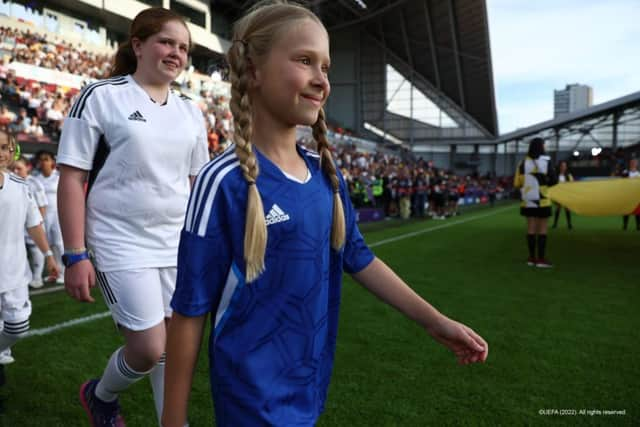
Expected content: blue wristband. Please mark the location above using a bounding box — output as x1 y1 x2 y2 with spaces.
62 251 90 268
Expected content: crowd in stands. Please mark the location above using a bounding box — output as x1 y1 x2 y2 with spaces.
1 26 111 79
298 139 512 219
0 68 73 141
1 21 510 224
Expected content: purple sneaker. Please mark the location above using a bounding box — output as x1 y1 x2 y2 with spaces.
79 379 126 427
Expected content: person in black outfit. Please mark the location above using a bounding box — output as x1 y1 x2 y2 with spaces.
552 161 573 229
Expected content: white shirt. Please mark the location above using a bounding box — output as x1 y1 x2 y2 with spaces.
46 108 64 121
24 175 48 242
629 170 639 178
26 123 44 136
0 172 42 292
57 75 209 271
26 175 48 209
33 169 59 221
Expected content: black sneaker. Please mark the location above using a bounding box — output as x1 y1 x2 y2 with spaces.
79 379 126 427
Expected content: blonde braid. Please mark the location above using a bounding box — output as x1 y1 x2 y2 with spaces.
312 108 346 249
229 41 267 282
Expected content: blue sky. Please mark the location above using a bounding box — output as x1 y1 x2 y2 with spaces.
486 0 640 135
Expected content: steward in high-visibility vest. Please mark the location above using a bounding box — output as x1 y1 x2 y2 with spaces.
372 176 383 208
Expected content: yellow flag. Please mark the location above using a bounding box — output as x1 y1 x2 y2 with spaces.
548 179 640 216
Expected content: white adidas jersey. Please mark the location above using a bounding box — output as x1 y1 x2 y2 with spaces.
0 172 42 292
33 169 58 217
26 175 48 208
24 175 47 242
57 75 209 271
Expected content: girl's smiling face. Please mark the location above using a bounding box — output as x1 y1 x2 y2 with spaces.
251 18 331 128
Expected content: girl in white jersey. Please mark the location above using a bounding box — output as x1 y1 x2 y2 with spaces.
34 150 64 284
163 3 488 426
57 7 208 426
13 156 49 288
0 131 58 384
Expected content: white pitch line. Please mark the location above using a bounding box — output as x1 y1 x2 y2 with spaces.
28 205 513 338
369 205 514 248
26 312 112 337
30 285 65 296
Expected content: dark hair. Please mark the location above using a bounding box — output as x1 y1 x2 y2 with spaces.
527 137 545 159
110 7 191 77
36 150 55 161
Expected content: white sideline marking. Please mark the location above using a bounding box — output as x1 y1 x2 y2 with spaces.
369 205 514 248
26 312 111 337
28 205 513 338
30 285 65 296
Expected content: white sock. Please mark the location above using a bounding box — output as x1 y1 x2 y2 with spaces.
150 352 166 424
52 244 65 278
28 244 44 282
95 347 149 402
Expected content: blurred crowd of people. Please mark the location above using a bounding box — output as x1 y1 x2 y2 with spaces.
298 140 512 220
1 26 111 79
0 22 512 223
0 69 72 141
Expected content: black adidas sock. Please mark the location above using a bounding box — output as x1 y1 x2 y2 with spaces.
537 234 547 260
623 215 629 230
527 234 536 258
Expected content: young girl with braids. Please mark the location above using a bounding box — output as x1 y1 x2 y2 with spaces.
163 2 488 426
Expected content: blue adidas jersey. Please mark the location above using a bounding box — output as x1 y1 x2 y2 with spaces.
172 144 374 426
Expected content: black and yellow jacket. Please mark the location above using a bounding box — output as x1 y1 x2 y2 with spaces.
514 155 556 208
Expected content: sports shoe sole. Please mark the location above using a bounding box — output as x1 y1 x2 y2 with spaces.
0 355 15 365
79 380 97 427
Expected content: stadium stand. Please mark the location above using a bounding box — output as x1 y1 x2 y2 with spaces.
0 5 509 225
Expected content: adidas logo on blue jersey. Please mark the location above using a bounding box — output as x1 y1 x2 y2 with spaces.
265 204 290 225
128 110 146 122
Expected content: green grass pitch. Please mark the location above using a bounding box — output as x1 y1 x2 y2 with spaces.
1 203 638 426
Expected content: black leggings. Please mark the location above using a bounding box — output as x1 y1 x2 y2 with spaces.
553 204 572 228
623 215 640 230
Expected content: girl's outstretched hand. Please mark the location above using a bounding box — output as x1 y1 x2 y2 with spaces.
427 316 488 365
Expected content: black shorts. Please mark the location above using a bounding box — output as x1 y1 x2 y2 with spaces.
520 207 552 218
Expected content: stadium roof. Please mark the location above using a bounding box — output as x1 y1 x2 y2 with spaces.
497 91 640 144
212 0 498 138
